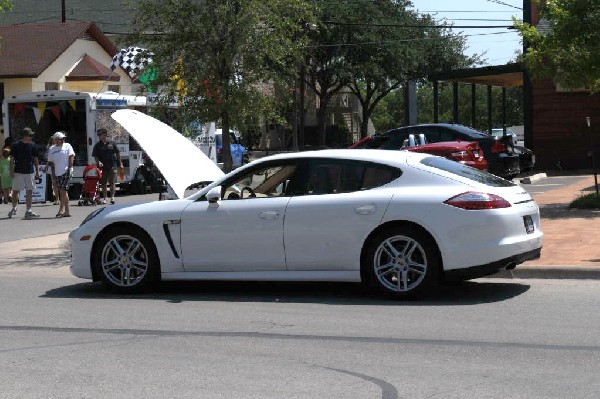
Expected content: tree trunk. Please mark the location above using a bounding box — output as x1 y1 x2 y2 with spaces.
317 95 328 147
360 111 370 139
221 109 233 172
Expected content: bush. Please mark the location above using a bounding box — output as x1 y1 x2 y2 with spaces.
569 193 600 209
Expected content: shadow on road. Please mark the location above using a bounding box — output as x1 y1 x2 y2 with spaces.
41 279 530 306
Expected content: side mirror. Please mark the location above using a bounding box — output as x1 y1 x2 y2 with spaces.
206 186 221 204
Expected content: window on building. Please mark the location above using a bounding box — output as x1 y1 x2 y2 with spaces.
0 82 4 107
45 82 59 91
108 85 120 93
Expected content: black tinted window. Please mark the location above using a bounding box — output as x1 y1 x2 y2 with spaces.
420 157 515 187
303 160 401 195
379 132 409 150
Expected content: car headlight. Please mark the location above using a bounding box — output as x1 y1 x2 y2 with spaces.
80 208 105 226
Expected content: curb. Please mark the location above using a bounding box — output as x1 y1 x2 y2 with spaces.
520 173 547 184
489 265 600 280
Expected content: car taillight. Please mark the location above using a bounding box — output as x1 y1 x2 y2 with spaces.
217 147 223 153
444 192 511 210
491 140 507 153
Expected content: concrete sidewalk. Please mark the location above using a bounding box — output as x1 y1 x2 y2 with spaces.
1 176 598 280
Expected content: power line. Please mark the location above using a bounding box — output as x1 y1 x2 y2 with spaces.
304 31 511 48
484 0 523 11
323 21 514 29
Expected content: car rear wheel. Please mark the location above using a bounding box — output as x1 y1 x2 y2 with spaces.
93 226 158 293
364 227 439 297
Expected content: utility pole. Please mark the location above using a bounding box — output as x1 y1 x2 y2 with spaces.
587 117 599 195
61 0 66 23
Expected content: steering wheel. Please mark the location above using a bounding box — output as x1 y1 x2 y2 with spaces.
241 186 256 198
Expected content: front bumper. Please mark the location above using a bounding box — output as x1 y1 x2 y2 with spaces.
68 227 101 280
443 247 542 281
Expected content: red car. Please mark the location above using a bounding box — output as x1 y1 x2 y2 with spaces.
350 135 488 171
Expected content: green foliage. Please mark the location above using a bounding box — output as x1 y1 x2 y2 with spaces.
569 193 600 209
515 0 600 92
126 0 313 169
0 0 12 12
312 0 477 138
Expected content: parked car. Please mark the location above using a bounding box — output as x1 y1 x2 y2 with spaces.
490 128 535 172
70 145 542 297
365 124 520 179
491 128 518 146
215 129 248 168
351 135 488 171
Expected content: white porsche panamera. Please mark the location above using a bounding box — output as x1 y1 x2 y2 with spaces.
70 123 543 296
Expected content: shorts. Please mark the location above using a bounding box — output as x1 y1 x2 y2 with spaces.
101 168 116 186
12 173 35 191
56 172 72 191
1 176 11 190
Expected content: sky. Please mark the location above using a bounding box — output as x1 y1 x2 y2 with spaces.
410 0 524 66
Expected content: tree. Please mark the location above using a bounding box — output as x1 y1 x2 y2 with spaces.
127 0 313 170
344 1 476 138
0 0 12 12
515 0 600 92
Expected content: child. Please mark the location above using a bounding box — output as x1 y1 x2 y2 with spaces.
0 147 11 204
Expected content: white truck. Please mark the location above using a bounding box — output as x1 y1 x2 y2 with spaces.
1 90 182 198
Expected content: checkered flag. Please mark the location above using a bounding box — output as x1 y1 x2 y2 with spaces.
110 47 154 78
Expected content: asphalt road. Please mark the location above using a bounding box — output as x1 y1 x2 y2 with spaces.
519 175 589 197
0 270 599 399
0 192 158 243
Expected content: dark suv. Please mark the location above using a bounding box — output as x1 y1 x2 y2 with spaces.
373 123 520 178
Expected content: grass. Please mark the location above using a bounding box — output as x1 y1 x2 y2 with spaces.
569 192 600 209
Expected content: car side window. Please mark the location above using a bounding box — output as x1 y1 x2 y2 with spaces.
221 162 300 200
302 160 401 195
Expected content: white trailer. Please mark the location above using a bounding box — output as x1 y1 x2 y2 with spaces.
2 90 162 197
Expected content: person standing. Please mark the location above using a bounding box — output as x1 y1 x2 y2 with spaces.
8 127 40 219
92 128 123 204
47 132 75 217
0 147 12 204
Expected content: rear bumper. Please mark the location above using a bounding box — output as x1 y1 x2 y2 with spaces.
443 247 542 281
488 154 520 178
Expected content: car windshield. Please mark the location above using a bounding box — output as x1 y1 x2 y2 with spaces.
420 157 515 187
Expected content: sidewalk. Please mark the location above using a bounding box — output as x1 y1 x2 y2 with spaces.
0 176 598 280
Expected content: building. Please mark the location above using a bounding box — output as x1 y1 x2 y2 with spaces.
0 21 132 99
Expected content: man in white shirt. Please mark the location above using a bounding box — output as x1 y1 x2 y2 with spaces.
47 131 75 217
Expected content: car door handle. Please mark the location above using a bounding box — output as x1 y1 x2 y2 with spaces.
259 211 280 220
354 204 376 215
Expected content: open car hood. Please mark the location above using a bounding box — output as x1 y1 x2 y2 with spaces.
111 109 224 199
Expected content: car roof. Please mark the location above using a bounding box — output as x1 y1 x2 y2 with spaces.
253 149 430 167
382 123 488 137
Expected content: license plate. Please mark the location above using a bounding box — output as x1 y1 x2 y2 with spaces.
523 215 535 234
473 150 479 158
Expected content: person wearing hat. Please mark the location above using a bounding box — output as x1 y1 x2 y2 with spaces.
92 128 122 204
8 128 40 218
47 131 75 217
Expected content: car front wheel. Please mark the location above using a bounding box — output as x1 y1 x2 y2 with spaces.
93 226 158 293
364 227 439 297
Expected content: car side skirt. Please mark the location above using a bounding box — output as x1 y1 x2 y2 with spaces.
443 247 542 281
161 270 361 282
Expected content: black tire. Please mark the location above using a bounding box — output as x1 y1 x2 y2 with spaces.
68 184 82 200
92 226 159 293
362 226 440 297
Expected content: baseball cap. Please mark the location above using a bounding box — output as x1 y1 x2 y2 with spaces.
97 128 108 136
22 127 35 136
52 131 66 140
